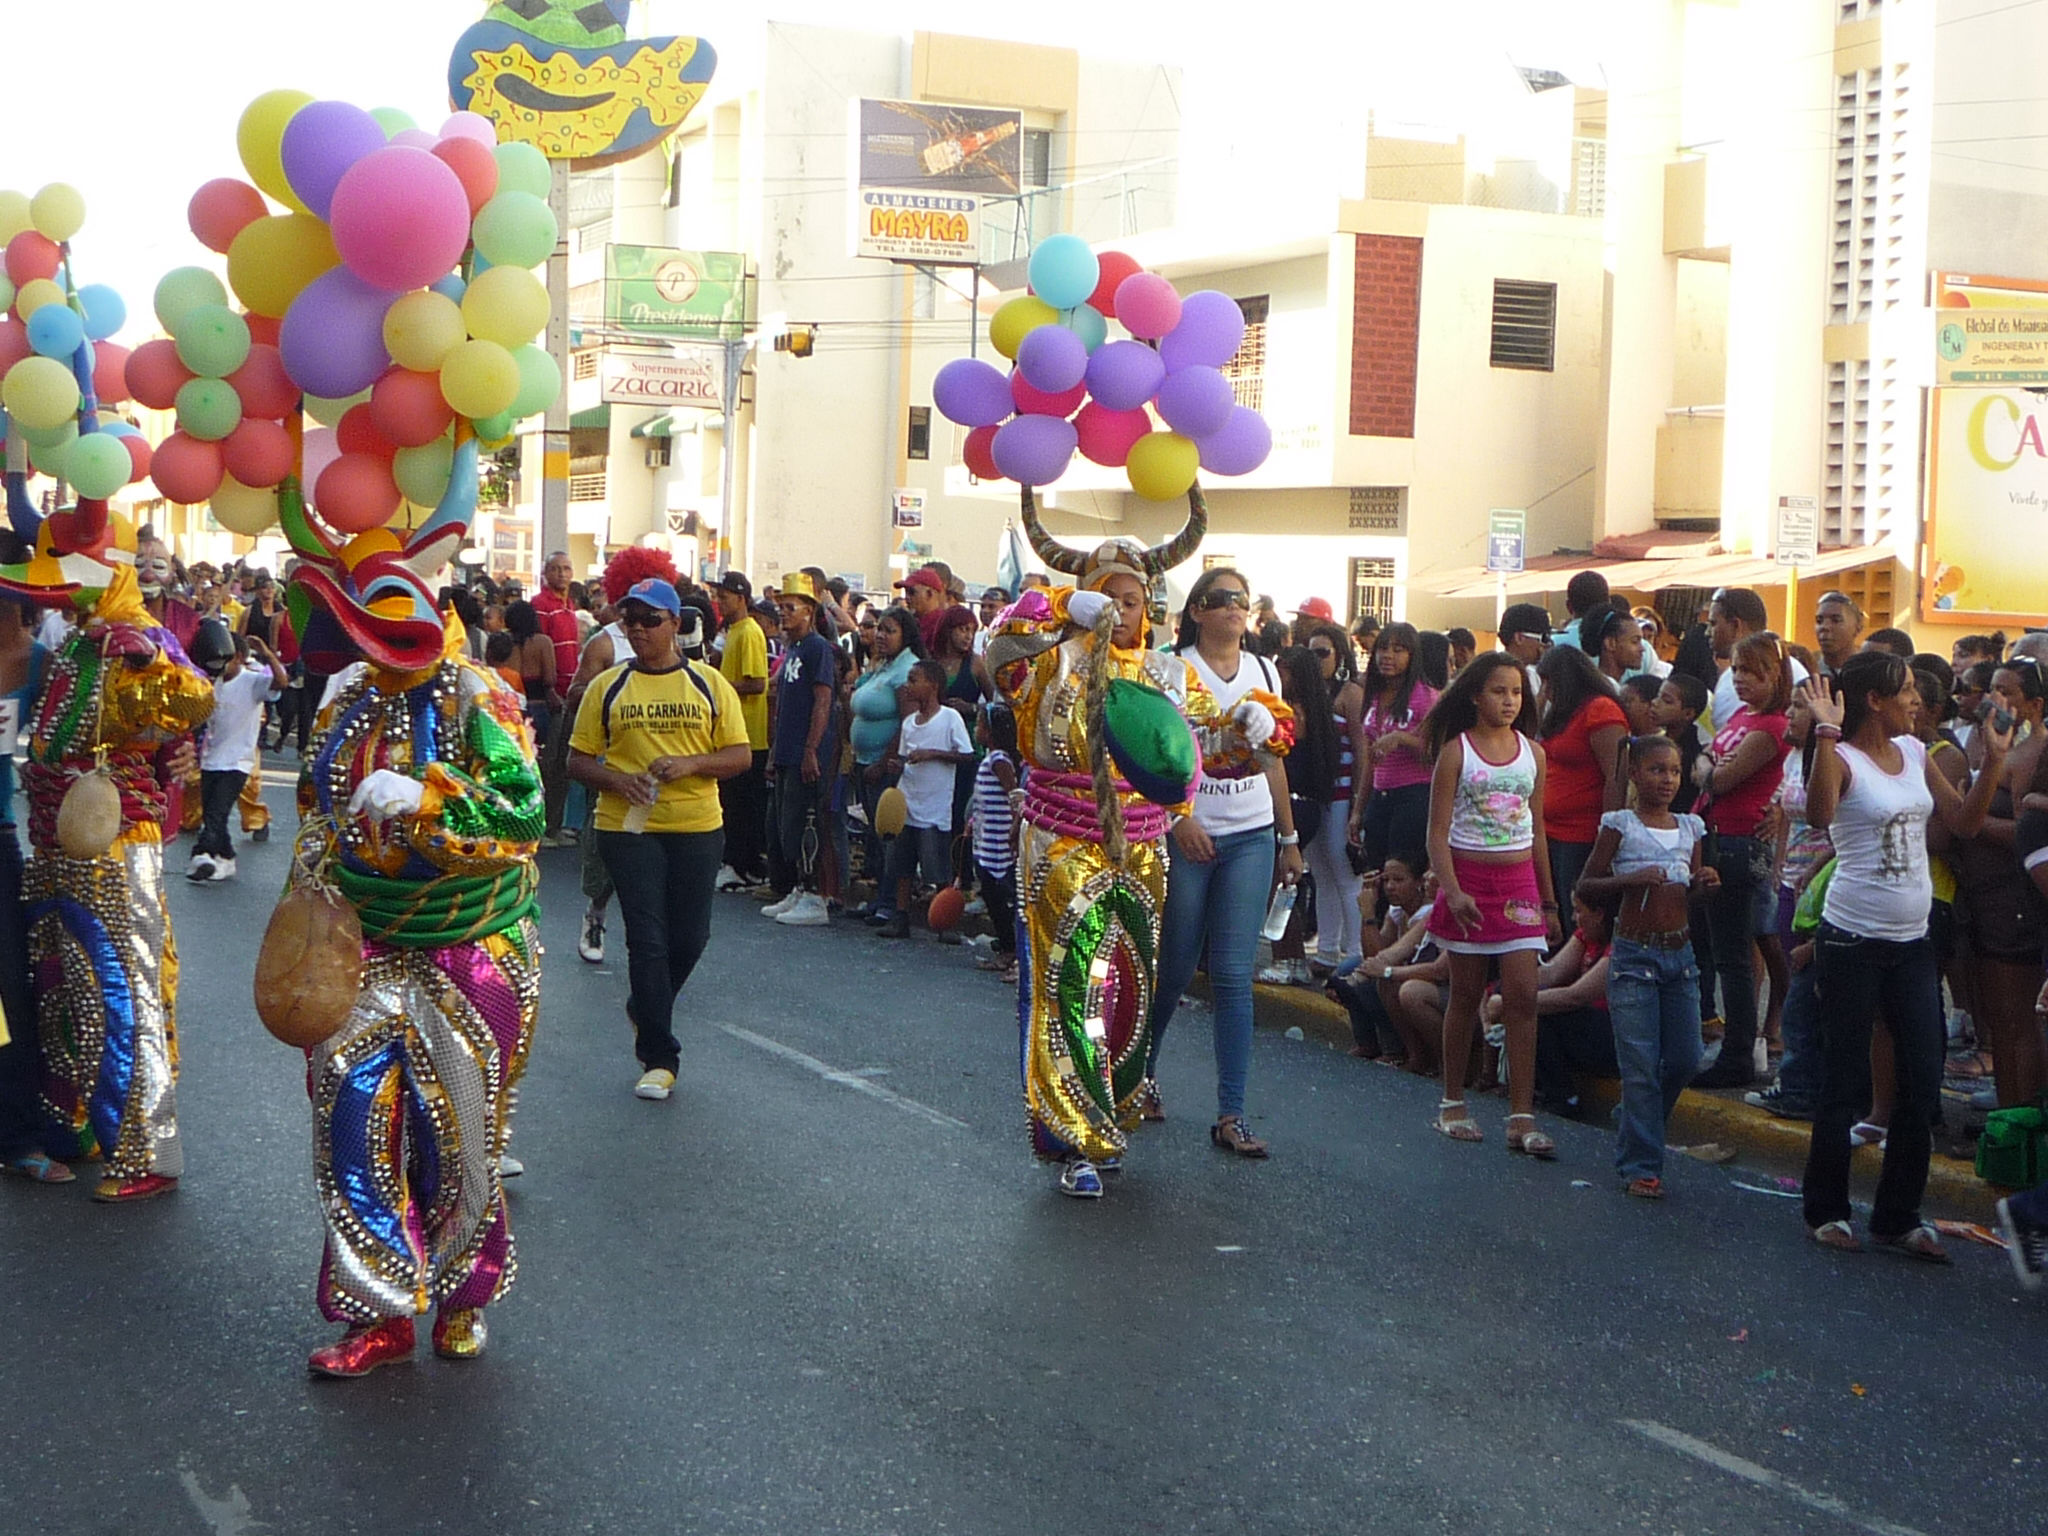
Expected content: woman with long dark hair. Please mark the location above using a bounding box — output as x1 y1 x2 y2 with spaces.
505 598 559 747
1346 621 1438 877
1802 653 2009 1260
1306 621 1365 973
1259 646 1336 984
849 605 924 918
1534 643 1627 913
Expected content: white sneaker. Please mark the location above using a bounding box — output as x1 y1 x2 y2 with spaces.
762 892 799 918
497 1154 524 1178
577 906 605 964
714 864 747 892
185 855 216 882
776 892 831 926
204 855 237 882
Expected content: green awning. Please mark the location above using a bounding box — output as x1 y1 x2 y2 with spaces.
630 413 675 439
570 404 610 430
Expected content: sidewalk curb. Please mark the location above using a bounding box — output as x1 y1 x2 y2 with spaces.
1205 977 2005 1225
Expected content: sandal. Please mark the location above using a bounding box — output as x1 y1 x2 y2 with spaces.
1870 1223 1952 1265
1434 1099 1483 1142
1849 1121 1888 1150
1210 1116 1270 1158
1810 1219 1862 1252
1625 1176 1664 1200
1944 1050 1995 1080
1505 1113 1557 1160
4 1152 75 1184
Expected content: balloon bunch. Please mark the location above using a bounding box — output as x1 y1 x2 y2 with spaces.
0 186 154 501
931 233 1272 502
145 91 562 537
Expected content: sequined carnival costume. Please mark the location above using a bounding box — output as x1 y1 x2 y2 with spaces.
987 489 1216 1193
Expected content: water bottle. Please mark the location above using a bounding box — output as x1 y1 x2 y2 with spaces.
1260 882 1297 942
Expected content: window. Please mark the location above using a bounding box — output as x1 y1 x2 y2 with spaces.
1349 557 1396 625
1022 130 1052 190
1489 280 1556 371
907 406 931 461
1223 295 1268 413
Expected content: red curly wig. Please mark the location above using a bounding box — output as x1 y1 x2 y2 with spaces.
601 545 680 605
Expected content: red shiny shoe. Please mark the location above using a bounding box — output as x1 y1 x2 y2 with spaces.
431 1307 488 1360
92 1173 177 1204
307 1317 416 1379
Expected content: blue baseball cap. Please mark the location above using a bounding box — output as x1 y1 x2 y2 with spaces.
623 577 682 617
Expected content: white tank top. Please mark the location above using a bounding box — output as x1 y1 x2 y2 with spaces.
1447 731 1537 852
1820 735 1933 942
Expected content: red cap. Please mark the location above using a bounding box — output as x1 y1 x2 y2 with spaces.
895 568 945 593
1293 597 1335 622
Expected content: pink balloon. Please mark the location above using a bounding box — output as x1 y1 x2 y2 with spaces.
432 137 500 217
1114 272 1182 341
315 452 401 533
391 129 438 150
1075 400 1151 468
440 112 499 146
329 146 472 292
1010 369 1084 419
302 426 341 490
222 418 295 488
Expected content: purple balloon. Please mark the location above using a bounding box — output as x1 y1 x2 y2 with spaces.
1196 407 1272 477
991 414 1078 487
932 357 1012 429
1084 340 1166 413
279 267 396 400
281 101 390 220
1016 324 1088 395
1159 289 1247 372
1155 366 1235 439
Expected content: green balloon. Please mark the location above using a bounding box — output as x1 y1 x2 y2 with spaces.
304 389 370 427
154 266 229 336
472 192 558 271
64 432 132 499
493 141 552 200
24 419 77 476
472 409 515 443
174 303 253 380
392 436 454 506
370 107 417 138
176 376 243 441
508 344 561 419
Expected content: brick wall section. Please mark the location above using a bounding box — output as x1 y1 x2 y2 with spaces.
1349 234 1423 439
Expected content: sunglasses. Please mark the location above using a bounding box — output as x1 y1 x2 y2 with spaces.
1195 589 1250 612
620 608 671 629
1308 644 1337 658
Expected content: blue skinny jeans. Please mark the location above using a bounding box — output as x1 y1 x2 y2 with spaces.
1147 826 1276 1121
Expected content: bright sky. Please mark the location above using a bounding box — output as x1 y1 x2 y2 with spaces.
0 0 1611 343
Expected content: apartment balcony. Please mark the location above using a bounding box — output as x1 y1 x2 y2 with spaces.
1655 409 1723 523
1664 155 1729 262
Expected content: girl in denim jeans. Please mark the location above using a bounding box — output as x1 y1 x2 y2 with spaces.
1577 736 1720 1199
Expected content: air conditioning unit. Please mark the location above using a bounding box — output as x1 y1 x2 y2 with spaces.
645 440 671 469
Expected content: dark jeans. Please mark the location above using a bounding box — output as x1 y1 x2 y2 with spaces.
1358 781 1428 870
195 769 247 859
598 829 723 1076
0 825 39 1160
886 825 951 892
1534 1004 1618 1111
1703 832 1767 1059
767 766 828 897
976 858 1017 955
856 763 898 888
1548 839 1594 918
1801 923 1944 1236
1773 901 1823 1109
718 750 769 881
1330 970 1400 1054
270 679 317 752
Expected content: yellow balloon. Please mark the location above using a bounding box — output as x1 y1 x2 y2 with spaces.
439 340 520 419
210 475 279 537
0 191 30 244
304 389 369 428
2 355 81 430
227 213 338 319
29 183 85 243
460 267 549 348
12 278 65 319
990 296 1058 361
1125 430 1200 502
237 90 314 215
383 291 467 373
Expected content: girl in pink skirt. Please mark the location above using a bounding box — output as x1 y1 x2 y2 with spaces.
1422 653 1564 1156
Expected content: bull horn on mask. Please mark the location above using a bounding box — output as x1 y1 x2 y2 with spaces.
1017 482 1208 590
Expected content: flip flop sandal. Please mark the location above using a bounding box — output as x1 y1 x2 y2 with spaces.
1505 1114 1557 1160
1810 1219 1862 1252
5 1152 75 1184
1434 1099 1483 1142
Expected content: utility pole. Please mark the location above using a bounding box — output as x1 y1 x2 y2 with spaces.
541 159 571 565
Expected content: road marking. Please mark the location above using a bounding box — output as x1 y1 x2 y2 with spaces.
719 1024 969 1131
1621 1420 1929 1536
179 1469 265 1536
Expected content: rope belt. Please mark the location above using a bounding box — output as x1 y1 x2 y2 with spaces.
1022 769 1169 846
333 862 538 948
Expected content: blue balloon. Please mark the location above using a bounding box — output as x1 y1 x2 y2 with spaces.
76 284 127 342
1027 235 1100 312
26 303 84 361
1063 303 1108 354
99 419 140 439
430 273 468 302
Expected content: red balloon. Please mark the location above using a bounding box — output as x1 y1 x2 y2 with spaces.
1075 399 1152 468
1087 251 1143 318
188 179 270 256
126 339 194 411
963 423 1000 480
0 317 30 375
244 312 282 348
1010 368 1085 419
149 431 225 504
335 402 398 462
92 341 131 404
121 434 153 483
222 418 295 488
370 367 456 447
315 452 401 533
227 344 298 419
432 136 500 216
4 231 61 289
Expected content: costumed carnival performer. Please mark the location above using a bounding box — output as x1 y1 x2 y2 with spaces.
0 465 214 1202
275 435 545 1377
987 487 1286 1198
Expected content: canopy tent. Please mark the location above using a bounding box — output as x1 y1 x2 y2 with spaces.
1413 538 1901 601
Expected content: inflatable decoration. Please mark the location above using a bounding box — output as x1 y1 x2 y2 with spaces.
935 233 1273 504
448 0 718 169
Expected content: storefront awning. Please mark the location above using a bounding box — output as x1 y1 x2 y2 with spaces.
1414 539 1901 601
630 413 674 439
570 404 610 430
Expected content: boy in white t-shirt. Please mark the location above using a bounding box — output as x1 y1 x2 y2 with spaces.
190 631 286 882
874 660 973 940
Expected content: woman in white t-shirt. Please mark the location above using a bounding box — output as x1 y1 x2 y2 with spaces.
1143 567 1302 1158
1800 653 2011 1261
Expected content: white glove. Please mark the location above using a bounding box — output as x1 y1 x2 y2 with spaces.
348 769 425 822
1066 590 1113 629
1232 699 1277 749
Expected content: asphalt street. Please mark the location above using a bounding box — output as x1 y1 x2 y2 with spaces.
2 771 2043 1536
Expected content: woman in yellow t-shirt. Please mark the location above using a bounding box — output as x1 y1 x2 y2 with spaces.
568 579 751 1100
